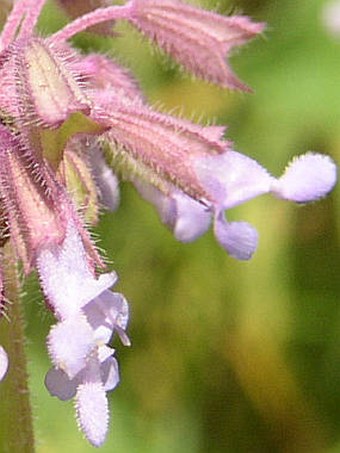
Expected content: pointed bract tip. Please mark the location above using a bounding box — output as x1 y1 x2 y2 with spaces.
129 0 264 90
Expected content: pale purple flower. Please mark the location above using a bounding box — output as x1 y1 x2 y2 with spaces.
128 150 337 260
37 220 129 446
36 221 116 320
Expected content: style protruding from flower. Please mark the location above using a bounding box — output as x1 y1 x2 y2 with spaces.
0 0 336 447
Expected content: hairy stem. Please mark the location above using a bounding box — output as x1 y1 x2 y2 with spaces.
49 3 133 43
0 243 35 453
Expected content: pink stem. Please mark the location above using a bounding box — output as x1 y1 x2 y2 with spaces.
0 0 47 51
48 3 134 43
18 0 47 40
0 0 28 51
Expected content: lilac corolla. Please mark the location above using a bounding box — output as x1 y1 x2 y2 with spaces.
37 220 129 446
118 149 337 260
93 99 337 260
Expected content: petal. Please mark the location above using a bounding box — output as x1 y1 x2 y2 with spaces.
84 290 130 344
194 151 274 209
134 180 177 226
45 367 78 401
214 213 258 260
172 193 212 242
135 182 211 242
83 291 115 344
272 153 337 203
48 315 94 379
98 345 115 363
0 346 8 381
100 355 120 392
38 220 117 319
75 382 109 447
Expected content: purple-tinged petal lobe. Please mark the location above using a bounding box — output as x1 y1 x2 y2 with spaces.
100 355 120 392
83 289 129 345
134 181 211 242
0 346 8 381
76 382 109 447
194 151 274 209
170 193 211 242
272 153 337 203
133 180 177 225
48 315 95 379
45 367 78 401
214 213 258 260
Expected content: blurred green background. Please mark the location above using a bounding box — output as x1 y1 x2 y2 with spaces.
12 0 340 451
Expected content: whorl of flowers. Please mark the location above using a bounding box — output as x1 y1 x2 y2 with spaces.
0 0 336 447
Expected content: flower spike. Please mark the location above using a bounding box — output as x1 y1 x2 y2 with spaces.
0 0 336 448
